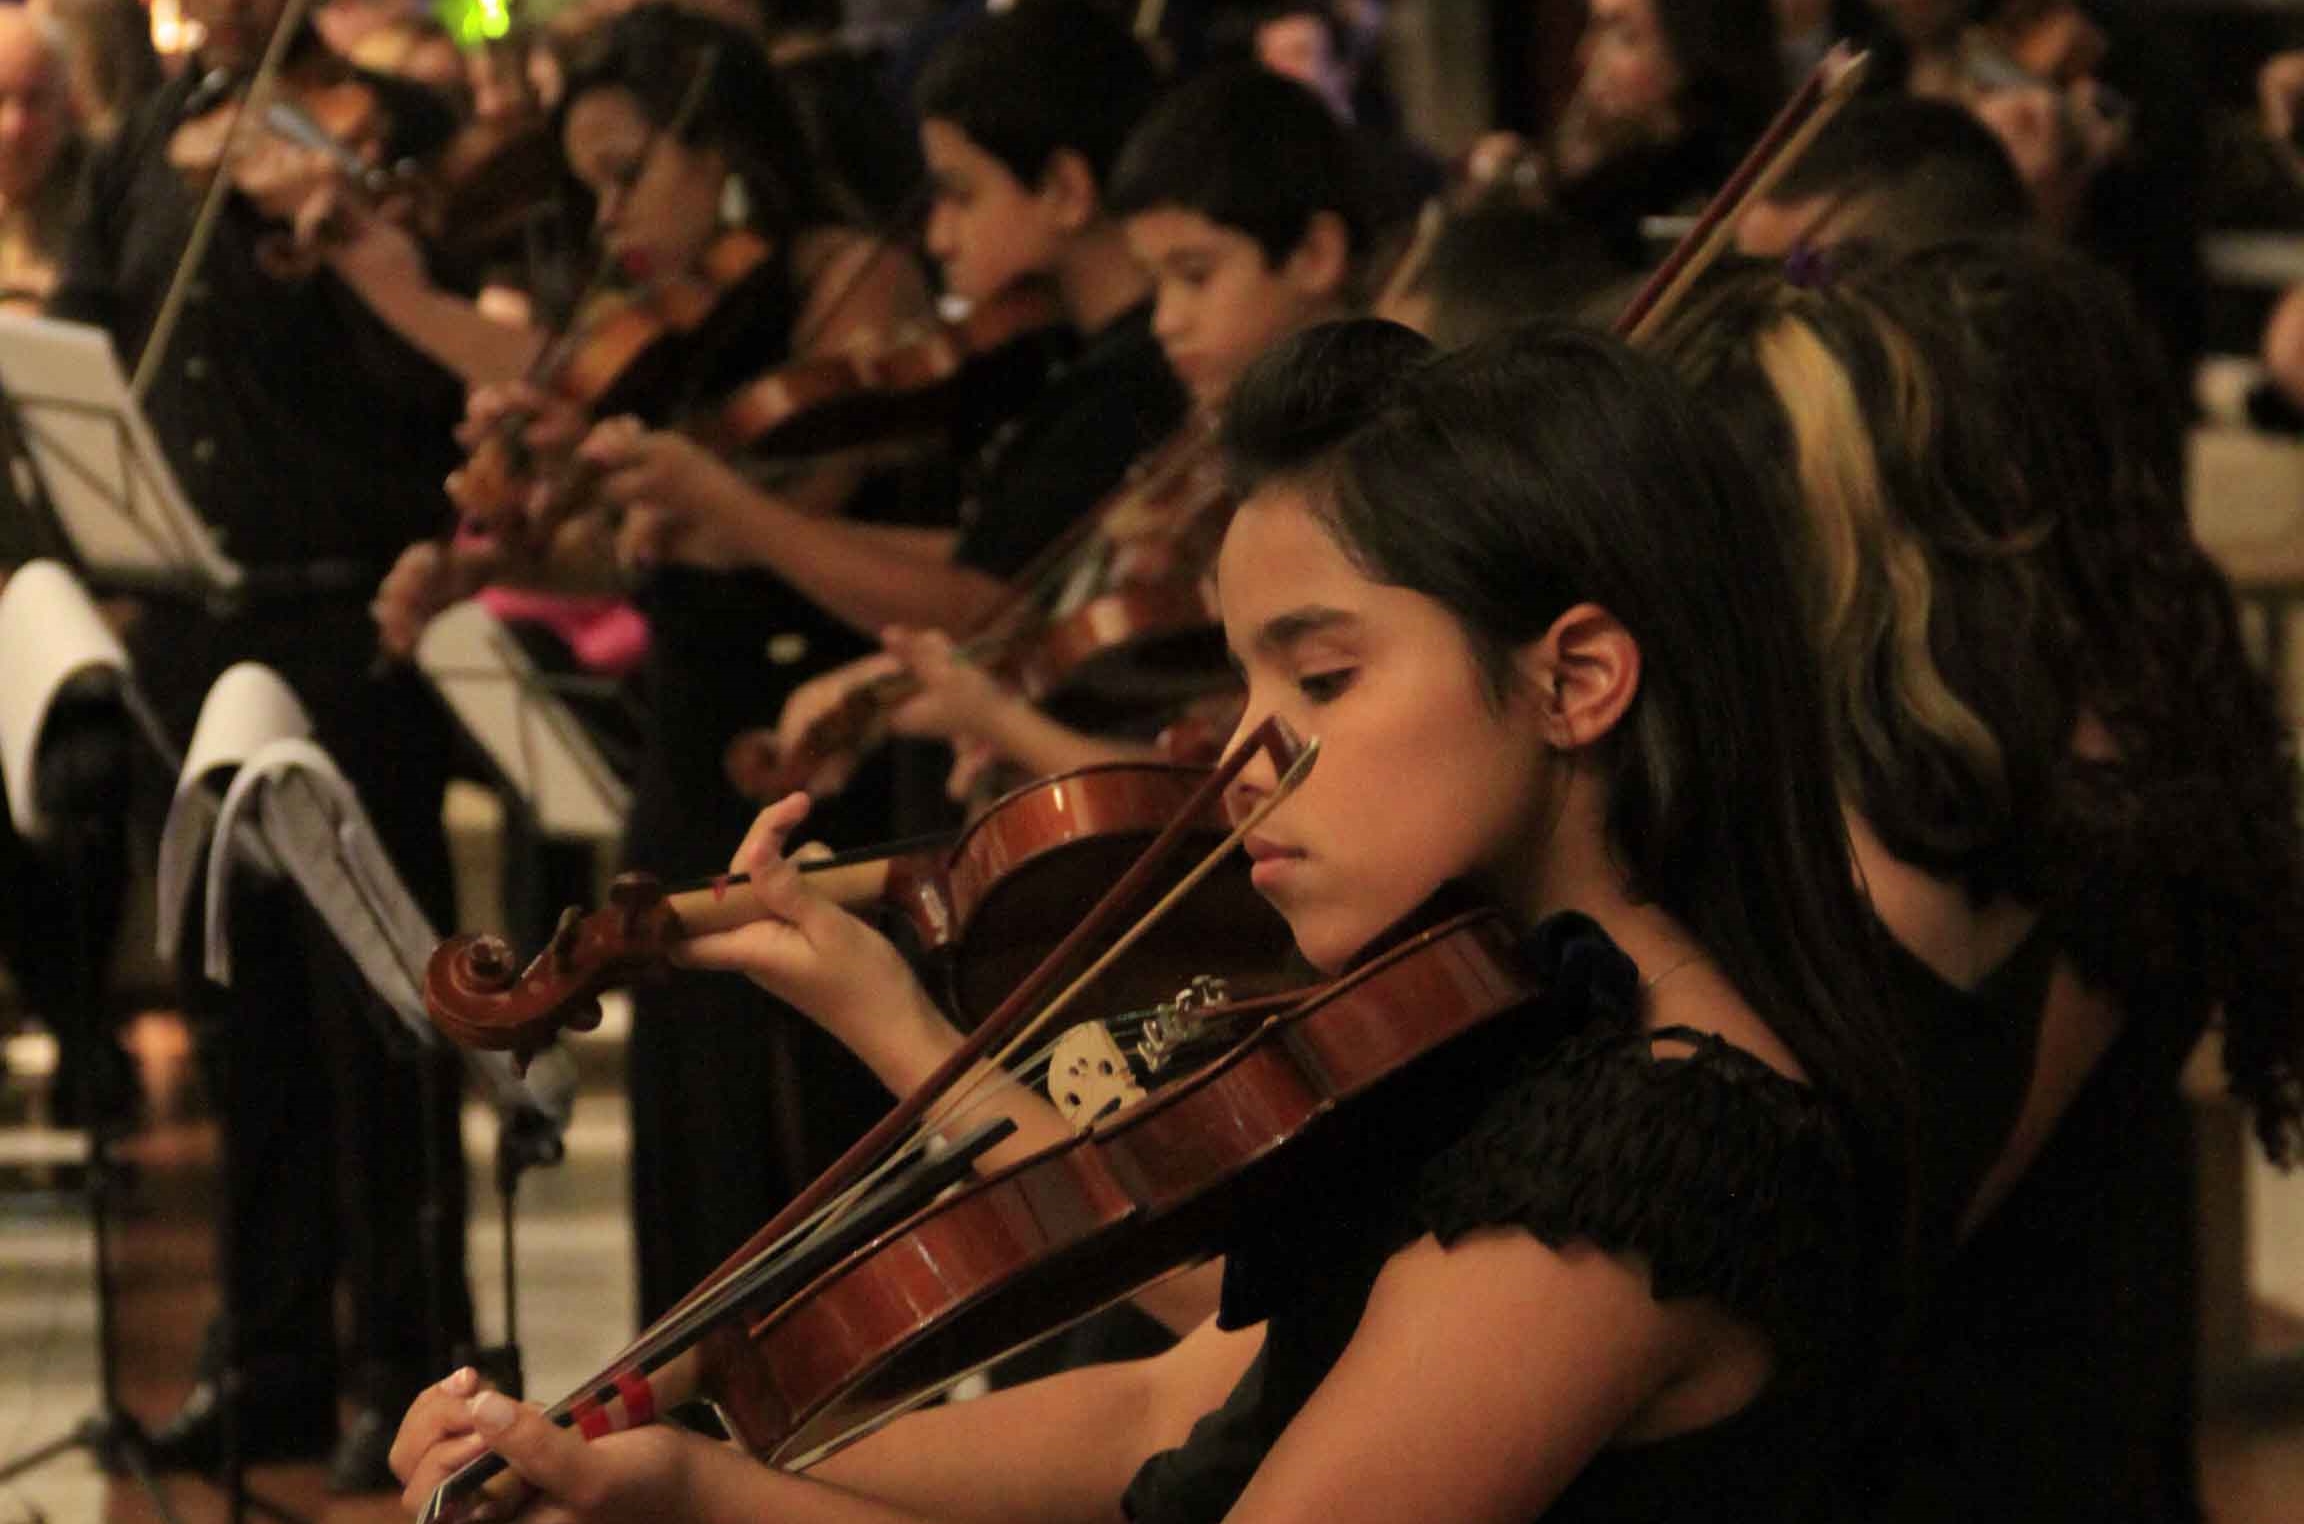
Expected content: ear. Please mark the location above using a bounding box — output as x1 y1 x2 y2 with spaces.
1280 209 1353 307
1035 147 1102 235
1517 602 1640 752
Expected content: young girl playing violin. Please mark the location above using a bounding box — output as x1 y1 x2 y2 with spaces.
372 2 939 1328
546 0 1182 645
391 317 1918 1523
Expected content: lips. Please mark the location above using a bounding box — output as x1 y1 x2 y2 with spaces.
1241 833 1303 864
1242 835 1306 891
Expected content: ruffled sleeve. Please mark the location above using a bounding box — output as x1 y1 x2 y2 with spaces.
1414 925 1863 1361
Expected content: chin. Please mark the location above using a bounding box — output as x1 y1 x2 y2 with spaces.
1283 909 1377 979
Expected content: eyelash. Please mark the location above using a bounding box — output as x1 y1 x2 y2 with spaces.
1297 669 1355 704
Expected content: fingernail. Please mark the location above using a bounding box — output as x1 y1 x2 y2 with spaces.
442 1366 478 1395
469 1391 516 1432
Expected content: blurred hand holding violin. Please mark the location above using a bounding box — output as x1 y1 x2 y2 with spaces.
168 56 436 279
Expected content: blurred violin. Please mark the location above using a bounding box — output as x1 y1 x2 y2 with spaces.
489 272 1062 561
693 279 1065 460
167 55 432 280
724 419 1238 804
454 225 774 547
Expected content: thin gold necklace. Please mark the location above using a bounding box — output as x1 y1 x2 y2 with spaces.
1642 951 1708 993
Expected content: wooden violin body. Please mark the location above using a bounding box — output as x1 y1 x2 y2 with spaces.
712 908 1536 1465
696 280 1064 460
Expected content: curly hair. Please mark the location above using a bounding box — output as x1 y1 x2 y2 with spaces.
1862 239 2304 1164
1664 243 2304 1164
1657 270 2068 901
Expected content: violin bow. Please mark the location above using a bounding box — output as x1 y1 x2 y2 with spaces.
1616 44 1871 346
422 717 1317 1522
785 174 939 360
129 0 324 400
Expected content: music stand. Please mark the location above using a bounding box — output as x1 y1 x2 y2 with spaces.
148 664 316 1524
0 313 240 605
0 561 185 1524
415 599 632 940
195 727 574 1406
416 598 631 841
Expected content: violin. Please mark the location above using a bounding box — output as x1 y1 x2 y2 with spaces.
426 761 1300 1066
723 419 1239 804
420 901 1537 1521
691 279 1066 461
415 717 1548 1522
453 226 775 547
167 55 433 280
484 271 1060 565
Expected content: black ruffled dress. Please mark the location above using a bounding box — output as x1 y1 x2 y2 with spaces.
1122 914 1875 1523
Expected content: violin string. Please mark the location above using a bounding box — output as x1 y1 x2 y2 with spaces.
720 730 1324 1332
976 738 1321 1083
503 723 1317 1471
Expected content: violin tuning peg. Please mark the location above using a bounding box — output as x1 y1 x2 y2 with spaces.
549 905 585 972
608 872 664 934
463 934 516 991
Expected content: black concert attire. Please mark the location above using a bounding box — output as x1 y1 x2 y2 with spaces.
879 297 1187 842
1122 915 1875 1524
0 725 133 1131
1880 923 2056 1257
1859 817 2226 1520
949 300 1186 583
1864 1021 2205 1524
47 47 475 1450
617 233 946 1327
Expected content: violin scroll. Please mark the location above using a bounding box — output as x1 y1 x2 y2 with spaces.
424 871 681 1068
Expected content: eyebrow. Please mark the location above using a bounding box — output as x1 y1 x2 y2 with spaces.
1255 605 1360 653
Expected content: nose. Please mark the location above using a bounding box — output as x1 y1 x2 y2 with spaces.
1151 284 1188 345
594 183 627 236
923 200 957 263
1220 719 1283 828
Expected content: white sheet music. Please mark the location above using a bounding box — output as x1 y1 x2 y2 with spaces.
0 313 240 592
416 599 630 843
155 661 310 962
0 560 129 843
194 732 573 1127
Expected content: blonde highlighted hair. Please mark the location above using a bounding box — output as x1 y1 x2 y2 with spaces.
1660 271 2062 892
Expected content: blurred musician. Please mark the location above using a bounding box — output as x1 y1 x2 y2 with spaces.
45 0 530 1490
